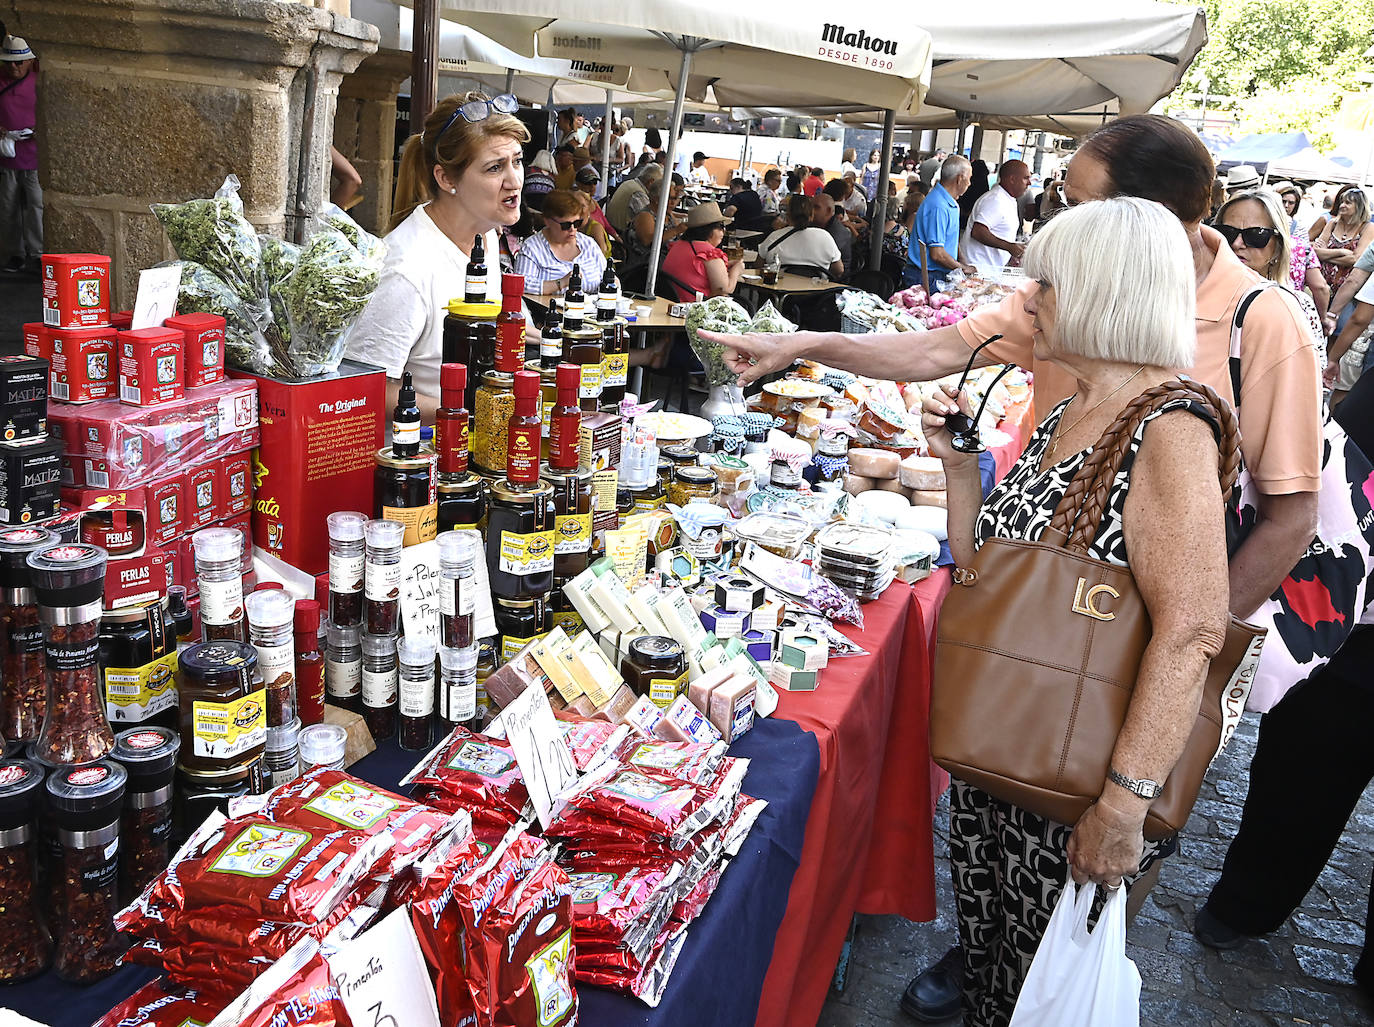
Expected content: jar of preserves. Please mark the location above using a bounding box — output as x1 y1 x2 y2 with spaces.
599 319 629 406
110 726 179 897
326 511 366 628
79 509 144 558
326 623 361 712
548 584 584 637
543 467 593 580
442 300 500 408
398 637 436 752
472 371 516 476
174 760 262 846
0 527 59 743
360 633 398 741
667 465 720 507
562 326 603 412
176 640 263 775
46 760 126 982
298 723 347 773
99 600 177 734
620 636 687 709
437 473 488 535
486 480 555 600
29 543 115 766
374 447 437 547
495 596 547 661
192 527 246 643
245 589 296 727
0 758 50 983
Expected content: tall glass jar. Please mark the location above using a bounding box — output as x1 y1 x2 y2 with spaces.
325 623 361 712
28 543 114 766
192 527 246 643
438 645 479 733
110 726 179 897
363 520 405 636
0 757 50 983
360 633 398 741
245 589 296 728
0 527 58 744
472 370 517 476
486 480 555 599
398 637 436 752
436 530 481 649
326 511 366 628
543 467 593 580
46 760 126 983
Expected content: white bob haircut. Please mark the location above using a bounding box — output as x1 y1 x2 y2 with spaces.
1023 196 1196 370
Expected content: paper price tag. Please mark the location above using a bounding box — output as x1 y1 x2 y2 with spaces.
330 907 440 1027
502 682 577 830
130 264 183 331
400 540 441 648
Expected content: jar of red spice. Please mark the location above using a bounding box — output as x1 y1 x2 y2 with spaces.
0 758 51 983
0 526 59 744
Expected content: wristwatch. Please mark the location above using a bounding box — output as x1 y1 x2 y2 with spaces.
1107 767 1163 800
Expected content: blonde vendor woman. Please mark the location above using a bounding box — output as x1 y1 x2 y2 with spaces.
347 92 529 417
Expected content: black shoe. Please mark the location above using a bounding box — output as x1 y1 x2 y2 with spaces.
1193 906 1249 950
899 944 964 1022
2 258 22 274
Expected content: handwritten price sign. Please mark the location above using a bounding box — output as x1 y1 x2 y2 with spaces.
331 908 440 1027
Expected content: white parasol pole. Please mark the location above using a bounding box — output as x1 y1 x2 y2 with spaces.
740 117 751 178
600 89 614 200
645 43 695 298
869 108 896 269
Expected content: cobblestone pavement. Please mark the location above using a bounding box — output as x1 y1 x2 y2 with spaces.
819 714 1374 1027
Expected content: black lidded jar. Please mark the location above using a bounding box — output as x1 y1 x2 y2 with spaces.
110 725 179 897
45 759 127 983
485 479 555 599
0 757 52 983
442 300 500 411
437 473 489 535
99 597 177 732
176 640 263 776
620 635 687 709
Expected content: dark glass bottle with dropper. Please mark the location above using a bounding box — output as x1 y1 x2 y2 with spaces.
597 264 619 323
563 265 585 332
465 235 487 303
391 371 421 458
539 301 565 371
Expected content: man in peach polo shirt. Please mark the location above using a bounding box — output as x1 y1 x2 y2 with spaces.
702 115 1322 1023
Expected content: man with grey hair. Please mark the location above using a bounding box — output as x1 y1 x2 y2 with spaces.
606 161 662 235
907 155 976 287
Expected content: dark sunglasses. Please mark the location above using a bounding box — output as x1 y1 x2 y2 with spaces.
549 218 579 231
433 93 519 144
1217 224 1280 249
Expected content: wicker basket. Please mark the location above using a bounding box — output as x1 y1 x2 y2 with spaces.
840 310 874 335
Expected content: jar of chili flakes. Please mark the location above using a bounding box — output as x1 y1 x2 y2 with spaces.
45 759 127 983
28 543 115 766
0 526 59 744
110 726 179 897
0 758 51 983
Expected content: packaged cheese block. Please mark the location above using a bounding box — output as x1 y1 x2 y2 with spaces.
843 473 876 496
910 489 948 508
874 476 914 497
847 447 900 479
899 454 946 491
895 504 949 541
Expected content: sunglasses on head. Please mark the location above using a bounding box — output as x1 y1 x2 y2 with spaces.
1217 224 1280 248
433 93 519 145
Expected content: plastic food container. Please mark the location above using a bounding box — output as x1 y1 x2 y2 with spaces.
733 512 812 559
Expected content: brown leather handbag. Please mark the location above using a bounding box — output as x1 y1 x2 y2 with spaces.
929 379 1266 840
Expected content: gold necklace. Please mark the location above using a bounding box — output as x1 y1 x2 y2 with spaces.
1045 365 1147 463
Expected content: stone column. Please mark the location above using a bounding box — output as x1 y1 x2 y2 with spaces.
335 48 411 237
7 0 377 308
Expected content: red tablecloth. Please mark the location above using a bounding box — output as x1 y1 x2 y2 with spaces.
754 581 934 1027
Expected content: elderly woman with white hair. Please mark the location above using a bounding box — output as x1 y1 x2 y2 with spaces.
921 196 1230 1027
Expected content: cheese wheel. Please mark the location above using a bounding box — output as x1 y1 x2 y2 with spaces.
852 490 911 525
843 473 876 496
874 477 914 497
899 454 946 491
848 447 900 479
894 505 948 540
910 489 947 508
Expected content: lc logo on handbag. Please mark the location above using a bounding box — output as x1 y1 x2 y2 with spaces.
1071 578 1118 621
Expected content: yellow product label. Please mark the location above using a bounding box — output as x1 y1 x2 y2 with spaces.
554 513 593 554
502 631 548 663
551 610 585 636
601 352 629 389
104 650 180 724
647 671 689 709
541 398 554 438
381 503 438 546
578 362 603 398
591 469 618 512
192 688 267 760
632 495 666 513
499 529 556 576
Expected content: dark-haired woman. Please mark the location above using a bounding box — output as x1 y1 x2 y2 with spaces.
661 201 744 301
348 91 529 415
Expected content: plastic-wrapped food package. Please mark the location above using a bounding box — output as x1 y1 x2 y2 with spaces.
90 978 224 1027
608 737 728 786
152 176 266 317
403 725 530 829
275 228 384 378
173 261 276 376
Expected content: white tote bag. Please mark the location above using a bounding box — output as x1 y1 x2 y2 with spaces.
1008 880 1141 1027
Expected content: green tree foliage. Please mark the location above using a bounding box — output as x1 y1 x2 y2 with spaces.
1168 0 1373 141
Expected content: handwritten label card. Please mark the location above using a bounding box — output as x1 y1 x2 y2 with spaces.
400 540 441 648
130 264 183 330
502 682 577 830
331 907 440 1027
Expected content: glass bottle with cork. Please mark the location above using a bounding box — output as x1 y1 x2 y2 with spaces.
434 363 470 477
486 371 555 601
495 273 526 374
391 371 421 458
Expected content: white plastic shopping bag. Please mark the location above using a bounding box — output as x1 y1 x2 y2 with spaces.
1008 879 1141 1027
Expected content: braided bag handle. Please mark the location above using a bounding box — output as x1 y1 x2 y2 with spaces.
1044 378 1241 554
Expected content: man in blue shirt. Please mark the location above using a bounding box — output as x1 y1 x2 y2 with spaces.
906 156 975 288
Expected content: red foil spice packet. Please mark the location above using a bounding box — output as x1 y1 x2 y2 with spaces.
549 759 747 846
404 726 530 825
566 865 681 942
91 977 223 1027
203 932 357 1027
609 737 727 784
573 923 689 1008
554 715 628 772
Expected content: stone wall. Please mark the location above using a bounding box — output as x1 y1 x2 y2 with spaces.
7 0 377 307
335 49 410 237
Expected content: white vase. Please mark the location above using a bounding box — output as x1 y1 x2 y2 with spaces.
701 383 746 420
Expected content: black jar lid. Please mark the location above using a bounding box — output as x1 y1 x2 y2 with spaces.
25 542 108 608
112 727 181 793
0 759 45 832
179 640 259 691
627 635 685 672
0 526 58 590
45 760 127 832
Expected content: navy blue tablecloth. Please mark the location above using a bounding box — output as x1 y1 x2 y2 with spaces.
2 716 819 1027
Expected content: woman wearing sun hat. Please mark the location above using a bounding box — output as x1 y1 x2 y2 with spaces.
0 34 40 273
661 201 745 302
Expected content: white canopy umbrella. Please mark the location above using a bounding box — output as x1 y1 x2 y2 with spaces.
436 0 934 294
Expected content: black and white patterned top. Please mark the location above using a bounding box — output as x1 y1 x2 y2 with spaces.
975 397 1212 568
